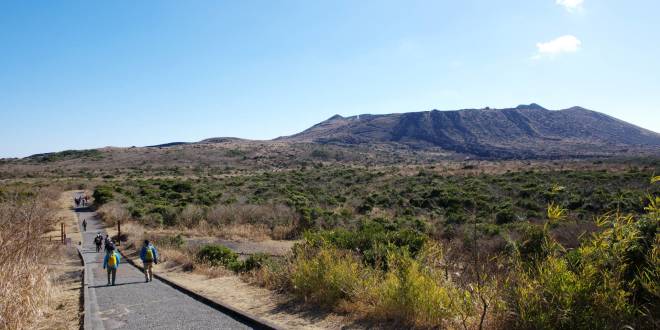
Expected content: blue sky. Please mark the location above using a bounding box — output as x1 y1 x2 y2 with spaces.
1 0 658 158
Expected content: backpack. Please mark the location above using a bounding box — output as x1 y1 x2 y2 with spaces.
145 247 154 262
108 253 118 268
94 236 101 245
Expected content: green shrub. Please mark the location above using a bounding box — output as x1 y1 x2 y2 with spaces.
172 181 192 193
304 219 428 269
149 205 179 226
156 234 185 249
93 186 114 205
197 244 269 273
241 253 270 272
197 244 238 267
290 245 370 307
510 206 659 329
495 210 515 224
375 252 471 328
512 256 635 329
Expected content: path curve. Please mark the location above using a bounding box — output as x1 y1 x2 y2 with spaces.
75 192 255 330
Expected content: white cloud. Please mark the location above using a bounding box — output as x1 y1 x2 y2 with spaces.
533 35 581 59
556 0 584 11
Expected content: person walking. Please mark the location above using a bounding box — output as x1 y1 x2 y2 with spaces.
104 236 115 254
103 246 121 286
140 240 159 282
94 233 103 253
82 219 87 231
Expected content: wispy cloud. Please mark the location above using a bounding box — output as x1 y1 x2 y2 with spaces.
556 0 584 12
533 35 581 59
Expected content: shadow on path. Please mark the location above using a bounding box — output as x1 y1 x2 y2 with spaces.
89 281 147 289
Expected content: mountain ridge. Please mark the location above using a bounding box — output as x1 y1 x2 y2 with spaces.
277 104 660 159
13 104 660 161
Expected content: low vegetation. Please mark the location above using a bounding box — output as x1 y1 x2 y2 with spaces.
84 163 660 328
3 156 658 329
101 173 658 328
92 166 658 246
197 244 269 273
250 177 659 328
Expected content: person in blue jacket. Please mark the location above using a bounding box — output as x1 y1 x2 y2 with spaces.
140 240 159 282
103 246 121 286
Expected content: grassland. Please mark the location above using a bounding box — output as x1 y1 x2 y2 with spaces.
2 147 659 329
79 158 660 328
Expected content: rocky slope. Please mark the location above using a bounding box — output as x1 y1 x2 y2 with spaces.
279 104 660 158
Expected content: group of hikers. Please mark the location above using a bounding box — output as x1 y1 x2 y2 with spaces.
78 193 159 286
94 232 159 286
74 195 89 208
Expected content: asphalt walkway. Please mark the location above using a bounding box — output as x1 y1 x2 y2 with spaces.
75 192 253 330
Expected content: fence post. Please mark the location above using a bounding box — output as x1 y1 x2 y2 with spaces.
61 223 64 244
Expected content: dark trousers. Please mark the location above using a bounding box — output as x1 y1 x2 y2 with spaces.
107 268 117 285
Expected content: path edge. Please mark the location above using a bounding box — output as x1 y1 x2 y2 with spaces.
76 246 92 330
118 250 284 330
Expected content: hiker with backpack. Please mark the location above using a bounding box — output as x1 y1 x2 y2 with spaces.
94 233 103 253
103 246 121 286
140 240 159 282
82 219 87 231
104 236 115 254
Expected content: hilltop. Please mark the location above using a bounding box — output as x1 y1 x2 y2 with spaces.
279 104 660 158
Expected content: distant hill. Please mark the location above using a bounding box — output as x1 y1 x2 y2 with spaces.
8 104 660 167
279 104 660 158
146 142 190 148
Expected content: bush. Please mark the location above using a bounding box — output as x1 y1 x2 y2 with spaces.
374 252 469 328
97 201 129 226
512 256 635 329
197 244 238 267
196 244 269 273
155 234 185 249
149 205 179 226
284 242 481 328
290 245 370 307
93 186 114 205
304 219 428 269
172 181 192 193
495 207 516 225
510 210 659 329
241 253 270 272
513 223 547 262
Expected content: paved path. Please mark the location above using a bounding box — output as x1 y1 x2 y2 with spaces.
75 193 253 330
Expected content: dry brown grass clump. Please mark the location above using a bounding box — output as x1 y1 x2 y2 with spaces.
97 201 129 226
0 189 58 330
206 203 297 240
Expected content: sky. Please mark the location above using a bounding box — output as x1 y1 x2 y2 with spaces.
1 0 659 158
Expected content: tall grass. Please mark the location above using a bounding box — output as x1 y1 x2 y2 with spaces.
0 190 57 330
97 201 129 226
262 240 487 328
372 251 471 328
